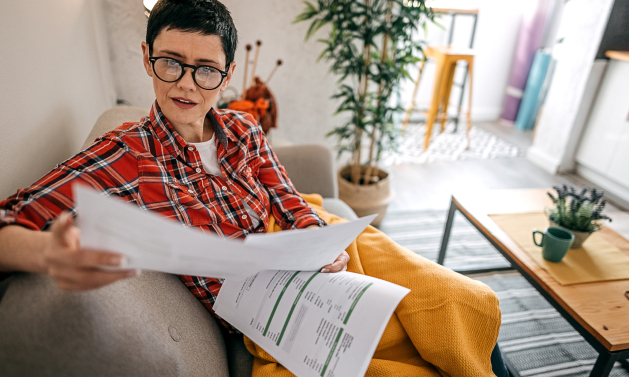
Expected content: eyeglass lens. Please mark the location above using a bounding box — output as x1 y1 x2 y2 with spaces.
153 58 223 90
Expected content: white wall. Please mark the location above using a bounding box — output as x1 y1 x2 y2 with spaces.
102 0 152 108
402 0 527 122
101 0 340 148
102 0 524 149
0 0 116 199
526 0 615 174
222 0 341 148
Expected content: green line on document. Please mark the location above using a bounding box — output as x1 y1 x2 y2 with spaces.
263 271 300 337
320 327 344 377
343 282 373 325
276 272 320 346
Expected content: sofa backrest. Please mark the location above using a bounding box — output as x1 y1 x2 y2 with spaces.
81 106 149 150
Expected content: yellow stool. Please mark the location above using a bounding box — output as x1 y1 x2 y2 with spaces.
403 46 475 150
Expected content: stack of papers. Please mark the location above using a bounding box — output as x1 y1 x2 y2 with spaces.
74 185 410 377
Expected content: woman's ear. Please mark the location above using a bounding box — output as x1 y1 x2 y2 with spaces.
141 42 153 77
220 61 237 92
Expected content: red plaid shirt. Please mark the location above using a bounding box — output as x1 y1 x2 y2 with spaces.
0 100 325 318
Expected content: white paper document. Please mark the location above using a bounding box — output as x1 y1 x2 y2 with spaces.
214 270 410 377
74 185 376 279
243 214 376 271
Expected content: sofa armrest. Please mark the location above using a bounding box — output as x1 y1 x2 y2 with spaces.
273 144 338 199
322 198 358 221
0 271 229 377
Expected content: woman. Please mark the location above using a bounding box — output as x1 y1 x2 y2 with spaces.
0 0 346 295
0 1 506 376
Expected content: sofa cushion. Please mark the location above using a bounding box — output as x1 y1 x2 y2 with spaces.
322 198 358 221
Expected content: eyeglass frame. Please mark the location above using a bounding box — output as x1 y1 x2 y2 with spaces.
148 56 230 90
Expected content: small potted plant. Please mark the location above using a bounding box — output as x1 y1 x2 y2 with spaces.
546 185 612 248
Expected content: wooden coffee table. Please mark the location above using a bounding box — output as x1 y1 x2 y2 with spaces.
437 188 629 377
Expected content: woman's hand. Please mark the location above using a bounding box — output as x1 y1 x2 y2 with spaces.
43 212 138 291
320 250 350 273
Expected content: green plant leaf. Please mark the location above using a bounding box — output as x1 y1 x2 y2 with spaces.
297 0 436 176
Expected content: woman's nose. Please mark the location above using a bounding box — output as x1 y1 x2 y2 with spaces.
177 67 197 91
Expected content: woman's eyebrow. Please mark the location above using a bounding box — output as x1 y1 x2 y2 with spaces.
159 49 220 64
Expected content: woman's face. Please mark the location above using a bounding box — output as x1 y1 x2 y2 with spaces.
141 29 236 138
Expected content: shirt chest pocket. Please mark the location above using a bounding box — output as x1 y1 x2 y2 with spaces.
236 156 263 190
138 157 223 227
166 181 225 227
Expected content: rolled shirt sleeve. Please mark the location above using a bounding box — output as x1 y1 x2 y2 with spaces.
0 139 140 232
254 124 326 230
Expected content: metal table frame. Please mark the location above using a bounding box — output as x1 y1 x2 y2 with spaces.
437 196 629 377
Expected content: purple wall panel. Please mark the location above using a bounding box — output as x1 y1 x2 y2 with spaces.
501 0 553 123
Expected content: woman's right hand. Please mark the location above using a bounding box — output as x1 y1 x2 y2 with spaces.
43 212 138 291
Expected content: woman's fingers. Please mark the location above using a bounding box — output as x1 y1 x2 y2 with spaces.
50 212 74 247
325 260 345 273
47 249 132 291
44 241 126 269
45 211 136 291
68 248 127 269
54 268 138 291
47 212 126 268
321 251 350 273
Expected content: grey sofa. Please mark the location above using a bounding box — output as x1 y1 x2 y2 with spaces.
0 107 357 376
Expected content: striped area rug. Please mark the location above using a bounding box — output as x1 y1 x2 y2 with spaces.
377 210 629 377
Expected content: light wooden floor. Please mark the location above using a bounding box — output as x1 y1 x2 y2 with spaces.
387 121 583 211
387 156 573 212
385 121 629 238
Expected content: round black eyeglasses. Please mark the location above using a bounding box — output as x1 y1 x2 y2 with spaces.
149 57 229 90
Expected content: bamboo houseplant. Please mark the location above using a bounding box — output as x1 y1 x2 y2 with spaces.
297 0 434 225
546 185 612 249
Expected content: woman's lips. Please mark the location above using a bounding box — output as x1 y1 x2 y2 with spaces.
172 97 196 109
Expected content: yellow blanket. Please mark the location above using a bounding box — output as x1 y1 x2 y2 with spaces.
245 194 501 376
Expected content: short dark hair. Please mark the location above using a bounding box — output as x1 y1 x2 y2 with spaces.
146 0 238 68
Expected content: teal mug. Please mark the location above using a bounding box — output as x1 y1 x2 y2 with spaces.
532 227 575 262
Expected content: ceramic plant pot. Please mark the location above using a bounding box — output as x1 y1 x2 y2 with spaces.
338 165 394 227
549 220 593 249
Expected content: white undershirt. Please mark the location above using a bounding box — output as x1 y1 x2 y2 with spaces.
189 135 261 228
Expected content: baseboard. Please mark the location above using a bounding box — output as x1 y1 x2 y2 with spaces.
471 107 502 122
525 146 560 175
408 107 501 123
575 164 629 209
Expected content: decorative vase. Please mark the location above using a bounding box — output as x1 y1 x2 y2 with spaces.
548 220 593 249
338 165 394 227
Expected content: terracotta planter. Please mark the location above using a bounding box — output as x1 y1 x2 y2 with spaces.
338 165 394 227
549 220 593 249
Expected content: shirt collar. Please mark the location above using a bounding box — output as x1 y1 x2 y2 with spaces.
149 100 235 159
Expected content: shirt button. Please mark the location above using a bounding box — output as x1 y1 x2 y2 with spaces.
195 168 202 173
188 146 195 151
222 186 228 191
241 214 248 220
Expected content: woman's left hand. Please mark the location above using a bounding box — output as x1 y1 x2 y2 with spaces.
320 250 349 273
